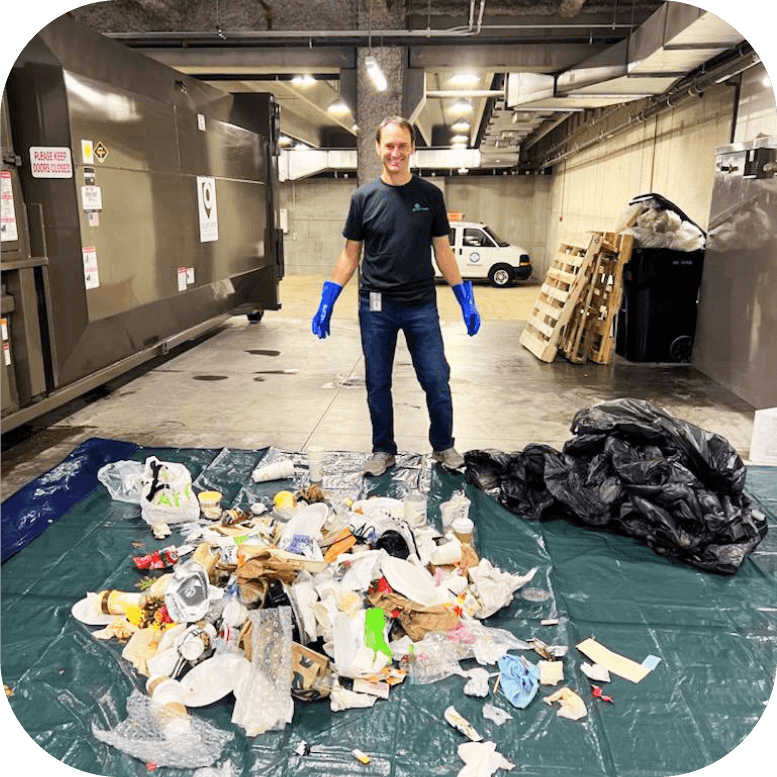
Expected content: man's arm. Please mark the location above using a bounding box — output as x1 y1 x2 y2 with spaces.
432 234 463 286
332 239 363 285
311 239 362 339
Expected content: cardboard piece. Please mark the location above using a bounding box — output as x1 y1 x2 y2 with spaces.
576 638 651 683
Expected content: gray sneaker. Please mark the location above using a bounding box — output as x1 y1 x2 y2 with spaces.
364 452 397 476
432 447 465 469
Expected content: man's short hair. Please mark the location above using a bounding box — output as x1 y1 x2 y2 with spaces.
375 116 415 145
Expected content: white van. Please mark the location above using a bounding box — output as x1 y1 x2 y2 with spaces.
434 219 533 287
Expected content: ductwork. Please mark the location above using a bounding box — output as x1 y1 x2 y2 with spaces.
510 3 744 111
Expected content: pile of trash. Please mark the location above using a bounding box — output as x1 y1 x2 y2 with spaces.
74 451 629 774
465 399 767 575
616 192 706 252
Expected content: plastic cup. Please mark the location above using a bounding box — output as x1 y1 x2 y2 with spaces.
451 516 474 545
198 490 223 519
306 446 325 484
439 501 459 529
404 491 427 526
252 459 295 482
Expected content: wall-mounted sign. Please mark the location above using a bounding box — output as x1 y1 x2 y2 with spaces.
29 146 73 178
196 176 219 242
94 141 109 163
82 246 100 289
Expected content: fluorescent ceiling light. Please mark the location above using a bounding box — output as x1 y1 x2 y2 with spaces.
328 99 350 115
449 99 473 114
451 134 469 143
365 55 388 92
449 73 479 86
452 120 471 132
764 75 772 88
293 142 309 150
279 135 292 146
291 74 316 85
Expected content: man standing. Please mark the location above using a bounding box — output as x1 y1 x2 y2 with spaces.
311 116 480 476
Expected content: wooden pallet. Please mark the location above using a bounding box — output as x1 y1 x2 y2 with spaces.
559 233 634 364
520 231 634 365
519 233 602 362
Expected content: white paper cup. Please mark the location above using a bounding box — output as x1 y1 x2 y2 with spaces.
439 501 459 529
252 459 295 482
307 446 325 483
404 491 427 526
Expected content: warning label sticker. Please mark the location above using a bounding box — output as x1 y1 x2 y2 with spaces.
83 246 100 290
1 171 18 242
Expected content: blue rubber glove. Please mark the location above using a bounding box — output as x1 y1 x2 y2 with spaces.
452 281 481 336
311 281 343 338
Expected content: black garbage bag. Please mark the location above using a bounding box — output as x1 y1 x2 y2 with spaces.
465 398 767 574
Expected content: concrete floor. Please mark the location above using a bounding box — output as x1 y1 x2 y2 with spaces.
0 275 757 499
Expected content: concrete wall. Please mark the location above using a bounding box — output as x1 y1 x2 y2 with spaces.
280 173 549 277
542 83 735 280
279 178 356 274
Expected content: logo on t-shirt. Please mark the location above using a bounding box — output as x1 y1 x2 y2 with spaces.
412 202 430 212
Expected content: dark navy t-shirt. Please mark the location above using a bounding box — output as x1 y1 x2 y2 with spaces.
343 175 450 304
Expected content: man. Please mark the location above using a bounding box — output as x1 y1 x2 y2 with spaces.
311 115 480 476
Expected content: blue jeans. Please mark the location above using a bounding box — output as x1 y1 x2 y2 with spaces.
359 296 454 454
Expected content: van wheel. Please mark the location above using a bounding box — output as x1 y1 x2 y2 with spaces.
247 310 264 323
488 265 513 287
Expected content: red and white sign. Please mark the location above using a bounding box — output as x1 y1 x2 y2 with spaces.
29 146 73 179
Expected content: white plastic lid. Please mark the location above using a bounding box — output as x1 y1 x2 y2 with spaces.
451 516 474 533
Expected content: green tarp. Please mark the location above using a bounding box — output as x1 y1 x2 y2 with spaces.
2 440 776 776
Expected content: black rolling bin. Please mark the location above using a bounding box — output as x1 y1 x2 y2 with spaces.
615 247 705 363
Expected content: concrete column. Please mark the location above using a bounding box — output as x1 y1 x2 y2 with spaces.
356 47 405 184
355 0 406 185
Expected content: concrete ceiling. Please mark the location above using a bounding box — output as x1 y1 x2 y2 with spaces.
69 1 748 171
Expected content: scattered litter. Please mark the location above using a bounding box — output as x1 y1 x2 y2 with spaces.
294 741 310 757
252 459 295 482
456 741 515 777
482 703 512 726
543 687 587 721
4 684 14 698
463 667 491 697
591 684 613 703
576 638 652 683
538 660 564 686
641 655 662 671
520 587 551 602
497 655 539 709
580 662 611 683
540 618 559 626
152 523 173 539
351 748 371 765
445 705 483 741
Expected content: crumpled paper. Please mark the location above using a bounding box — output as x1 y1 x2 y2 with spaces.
543 686 588 720
482 703 512 726
457 740 515 777
92 618 138 641
462 667 491 697
468 560 537 619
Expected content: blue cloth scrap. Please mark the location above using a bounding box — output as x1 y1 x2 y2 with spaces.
498 654 540 709
642 655 662 671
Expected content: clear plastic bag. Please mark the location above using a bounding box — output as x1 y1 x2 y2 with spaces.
91 689 234 769
97 460 145 503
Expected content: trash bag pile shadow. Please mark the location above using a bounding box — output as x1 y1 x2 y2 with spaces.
1 402 775 777
465 398 767 574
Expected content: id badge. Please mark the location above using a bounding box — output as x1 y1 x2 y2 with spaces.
369 292 382 312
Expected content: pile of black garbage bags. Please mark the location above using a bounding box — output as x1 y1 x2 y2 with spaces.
464 398 767 574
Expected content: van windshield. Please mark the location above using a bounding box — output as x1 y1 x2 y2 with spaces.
483 226 509 247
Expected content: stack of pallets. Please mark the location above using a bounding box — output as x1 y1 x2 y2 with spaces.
519 231 634 364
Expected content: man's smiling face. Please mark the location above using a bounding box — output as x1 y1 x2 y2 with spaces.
376 122 414 182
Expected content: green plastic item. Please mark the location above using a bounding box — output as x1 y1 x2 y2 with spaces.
364 606 393 661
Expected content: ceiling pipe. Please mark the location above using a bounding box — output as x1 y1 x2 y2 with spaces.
427 89 503 98
106 21 637 46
